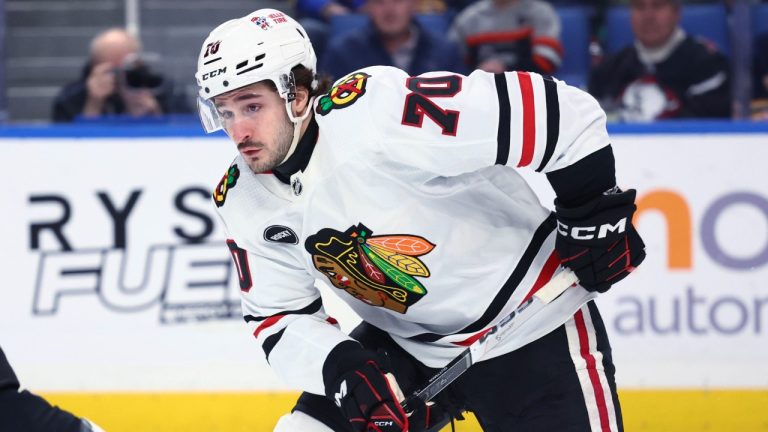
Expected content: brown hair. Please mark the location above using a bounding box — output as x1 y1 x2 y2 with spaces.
262 65 332 98
293 65 333 98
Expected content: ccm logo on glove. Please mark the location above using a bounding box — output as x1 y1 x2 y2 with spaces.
325 344 448 432
556 217 627 240
554 188 646 293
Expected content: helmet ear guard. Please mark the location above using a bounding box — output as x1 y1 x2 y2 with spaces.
280 73 297 103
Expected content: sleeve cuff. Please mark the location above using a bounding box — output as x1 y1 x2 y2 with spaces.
546 145 617 208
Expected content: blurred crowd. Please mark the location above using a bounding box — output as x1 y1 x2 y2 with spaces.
51 0 768 123
52 29 189 122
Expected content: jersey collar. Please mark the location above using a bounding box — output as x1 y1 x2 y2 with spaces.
273 115 319 185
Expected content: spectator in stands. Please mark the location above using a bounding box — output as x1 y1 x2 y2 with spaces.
588 0 730 122
752 33 768 119
319 0 465 79
298 0 365 21
296 0 468 64
52 28 189 123
413 0 471 15
295 0 366 63
448 0 563 74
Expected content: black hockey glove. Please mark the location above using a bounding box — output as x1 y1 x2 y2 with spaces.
329 358 409 432
327 349 440 432
554 188 646 293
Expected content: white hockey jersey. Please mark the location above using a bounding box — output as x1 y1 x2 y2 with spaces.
213 66 608 395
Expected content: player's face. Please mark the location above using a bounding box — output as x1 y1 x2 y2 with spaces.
214 83 294 173
630 0 680 49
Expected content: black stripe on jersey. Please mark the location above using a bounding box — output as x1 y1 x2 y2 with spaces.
243 297 323 323
494 73 511 166
409 213 557 343
535 76 560 172
587 301 615 375
263 328 287 361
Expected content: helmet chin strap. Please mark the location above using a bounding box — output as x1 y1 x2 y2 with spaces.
279 95 315 166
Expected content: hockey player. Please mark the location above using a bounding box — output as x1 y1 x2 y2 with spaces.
0 346 103 432
196 9 645 432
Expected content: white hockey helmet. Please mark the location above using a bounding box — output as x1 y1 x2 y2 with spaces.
195 9 317 133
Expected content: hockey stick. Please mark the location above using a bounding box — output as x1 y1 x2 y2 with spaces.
401 268 579 412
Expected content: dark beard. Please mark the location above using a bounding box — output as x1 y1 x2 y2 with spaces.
246 112 294 173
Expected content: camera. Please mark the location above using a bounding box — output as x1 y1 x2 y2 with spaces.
123 64 164 89
116 55 165 91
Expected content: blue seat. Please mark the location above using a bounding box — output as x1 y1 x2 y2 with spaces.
554 6 590 88
415 13 451 35
329 13 451 39
329 13 368 38
605 4 730 56
754 4 768 37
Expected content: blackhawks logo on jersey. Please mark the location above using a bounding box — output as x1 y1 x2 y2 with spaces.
316 72 371 116
213 164 240 207
305 223 434 314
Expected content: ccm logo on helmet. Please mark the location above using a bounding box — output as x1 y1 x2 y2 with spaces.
374 421 394 427
557 218 627 240
202 67 227 81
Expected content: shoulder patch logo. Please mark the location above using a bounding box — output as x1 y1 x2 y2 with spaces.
213 164 240 208
316 72 371 116
305 223 435 314
264 225 299 244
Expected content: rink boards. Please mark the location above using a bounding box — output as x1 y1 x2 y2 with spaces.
1 124 766 431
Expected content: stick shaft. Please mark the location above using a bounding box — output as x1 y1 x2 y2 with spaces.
403 269 578 410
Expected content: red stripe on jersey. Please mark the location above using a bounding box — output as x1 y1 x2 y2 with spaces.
451 327 492 347
521 250 561 304
253 314 286 339
516 71 536 168
574 310 612 432
453 250 557 347
452 250 557 346
326 316 339 325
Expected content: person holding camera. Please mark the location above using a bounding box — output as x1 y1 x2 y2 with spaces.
52 28 189 122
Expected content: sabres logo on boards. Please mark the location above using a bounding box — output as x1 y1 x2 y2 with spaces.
213 164 240 207
305 223 434 313
316 72 371 116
